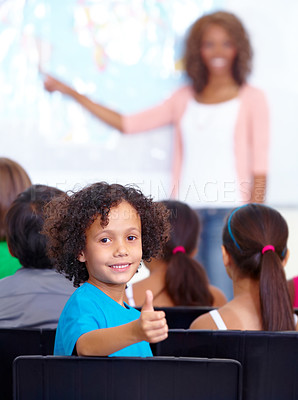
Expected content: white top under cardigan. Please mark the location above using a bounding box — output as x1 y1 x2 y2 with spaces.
179 97 241 208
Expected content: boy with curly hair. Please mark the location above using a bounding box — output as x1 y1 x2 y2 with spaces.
43 182 170 357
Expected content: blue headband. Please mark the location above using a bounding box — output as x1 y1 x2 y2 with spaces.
227 204 250 251
227 204 288 256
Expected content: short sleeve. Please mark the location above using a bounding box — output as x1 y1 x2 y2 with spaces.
54 294 106 356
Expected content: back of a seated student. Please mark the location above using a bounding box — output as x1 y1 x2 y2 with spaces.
0 184 75 329
126 200 227 308
0 157 32 278
287 276 298 308
190 203 298 331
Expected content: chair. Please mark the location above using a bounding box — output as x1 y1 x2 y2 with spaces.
136 306 214 329
136 306 214 355
0 328 56 400
154 329 298 400
13 355 242 400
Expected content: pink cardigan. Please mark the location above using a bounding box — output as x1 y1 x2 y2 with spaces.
122 84 269 200
293 276 298 308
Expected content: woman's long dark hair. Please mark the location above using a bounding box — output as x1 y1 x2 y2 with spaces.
161 200 213 306
223 204 294 331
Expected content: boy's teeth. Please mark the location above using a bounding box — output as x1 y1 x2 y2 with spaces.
111 264 129 269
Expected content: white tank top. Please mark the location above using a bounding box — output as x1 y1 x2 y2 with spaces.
179 97 241 208
209 309 298 330
209 309 227 330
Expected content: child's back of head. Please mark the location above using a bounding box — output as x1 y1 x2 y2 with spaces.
160 200 214 306
223 203 294 331
5 184 64 269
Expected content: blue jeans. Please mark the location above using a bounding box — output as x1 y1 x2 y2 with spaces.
195 208 234 301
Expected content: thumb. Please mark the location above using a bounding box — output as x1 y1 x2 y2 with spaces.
141 290 154 312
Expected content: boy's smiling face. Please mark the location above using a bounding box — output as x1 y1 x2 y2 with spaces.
78 201 142 292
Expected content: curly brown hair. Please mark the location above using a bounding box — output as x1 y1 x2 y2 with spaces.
184 11 252 93
42 182 170 287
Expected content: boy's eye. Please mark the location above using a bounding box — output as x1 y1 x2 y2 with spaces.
100 238 111 243
127 235 137 241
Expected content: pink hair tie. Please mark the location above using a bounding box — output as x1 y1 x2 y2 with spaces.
172 246 185 255
262 245 275 254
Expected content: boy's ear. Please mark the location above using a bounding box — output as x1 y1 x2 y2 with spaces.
78 251 86 263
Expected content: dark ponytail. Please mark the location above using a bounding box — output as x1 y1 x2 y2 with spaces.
223 204 295 331
161 201 213 306
260 251 294 330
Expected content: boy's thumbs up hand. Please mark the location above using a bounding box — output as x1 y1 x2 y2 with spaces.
141 290 154 312
138 290 168 343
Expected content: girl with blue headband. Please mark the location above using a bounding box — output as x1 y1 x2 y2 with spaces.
190 203 298 331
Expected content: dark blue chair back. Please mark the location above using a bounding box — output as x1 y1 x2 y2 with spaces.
154 329 298 400
13 355 242 400
135 306 214 329
0 328 56 400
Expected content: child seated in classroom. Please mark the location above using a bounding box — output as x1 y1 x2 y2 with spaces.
190 203 298 331
287 276 298 308
125 200 227 307
0 184 75 328
42 182 170 356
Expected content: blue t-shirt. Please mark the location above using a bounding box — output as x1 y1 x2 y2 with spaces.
54 282 152 357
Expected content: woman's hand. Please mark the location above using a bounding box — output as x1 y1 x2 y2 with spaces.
44 75 71 95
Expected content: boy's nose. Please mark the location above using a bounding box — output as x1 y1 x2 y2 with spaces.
114 241 128 257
